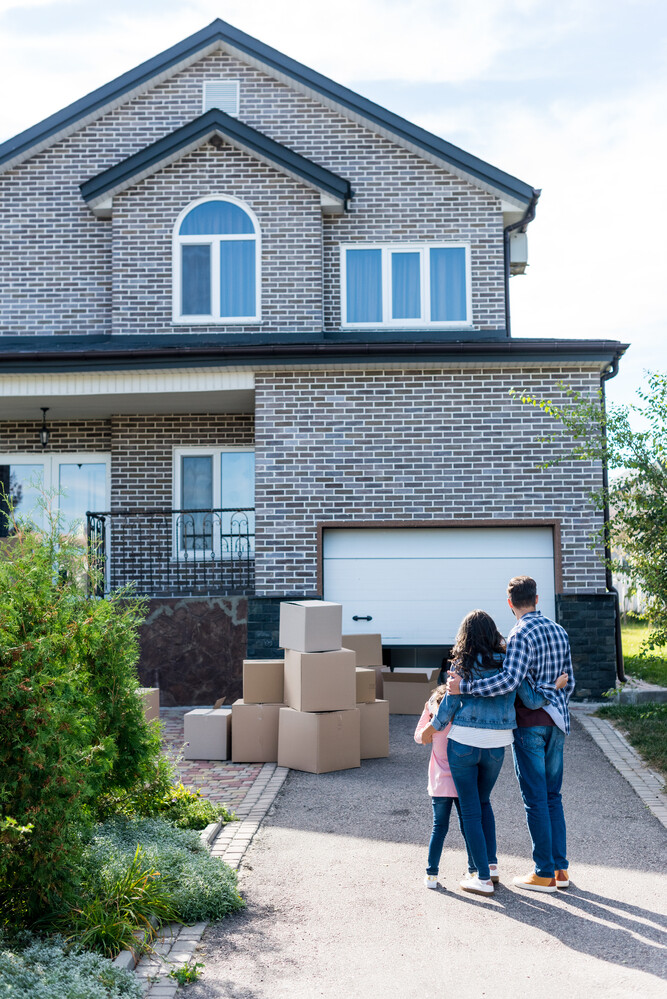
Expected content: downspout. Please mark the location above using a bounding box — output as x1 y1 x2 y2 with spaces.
601 357 626 682
503 188 541 337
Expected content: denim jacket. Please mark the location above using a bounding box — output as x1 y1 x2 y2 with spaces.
430 653 549 732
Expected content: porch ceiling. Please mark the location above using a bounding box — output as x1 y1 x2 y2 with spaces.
0 368 254 421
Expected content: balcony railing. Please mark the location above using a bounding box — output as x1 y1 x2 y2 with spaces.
86 507 255 598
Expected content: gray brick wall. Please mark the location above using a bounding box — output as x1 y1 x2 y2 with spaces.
0 419 110 452
254 364 607 596
0 50 506 336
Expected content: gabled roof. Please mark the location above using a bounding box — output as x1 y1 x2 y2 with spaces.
80 109 352 215
0 18 536 210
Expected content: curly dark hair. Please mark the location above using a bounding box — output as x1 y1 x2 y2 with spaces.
449 609 506 683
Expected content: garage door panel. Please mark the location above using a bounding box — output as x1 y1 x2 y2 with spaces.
323 526 554 560
323 528 556 646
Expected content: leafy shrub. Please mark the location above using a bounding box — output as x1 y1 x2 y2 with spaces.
0 509 159 924
81 818 245 925
97 751 235 830
66 845 177 959
0 931 143 999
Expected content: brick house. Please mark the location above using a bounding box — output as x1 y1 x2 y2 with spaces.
0 19 627 702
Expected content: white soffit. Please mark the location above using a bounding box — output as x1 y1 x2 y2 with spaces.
0 367 254 420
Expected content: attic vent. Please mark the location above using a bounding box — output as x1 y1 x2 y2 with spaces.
203 80 239 116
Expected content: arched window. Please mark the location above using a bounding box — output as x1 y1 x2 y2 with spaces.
173 197 260 323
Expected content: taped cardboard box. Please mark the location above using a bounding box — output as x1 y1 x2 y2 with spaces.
243 659 284 704
342 633 383 666
137 686 159 723
381 669 440 715
184 707 231 760
284 648 356 712
279 600 342 653
343 634 384 698
358 699 390 759
278 707 360 774
231 700 283 763
355 667 376 704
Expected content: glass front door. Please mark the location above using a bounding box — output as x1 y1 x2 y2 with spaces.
0 454 109 538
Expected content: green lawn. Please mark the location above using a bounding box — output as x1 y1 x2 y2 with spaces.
621 620 667 687
596 703 667 781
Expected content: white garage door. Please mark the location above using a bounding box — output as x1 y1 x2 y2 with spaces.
323 526 556 645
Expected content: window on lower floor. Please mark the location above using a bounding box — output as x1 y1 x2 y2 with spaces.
174 447 255 556
341 242 471 327
0 454 109 539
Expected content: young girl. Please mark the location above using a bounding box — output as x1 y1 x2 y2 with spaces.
420 610 568 896
414 687 475 889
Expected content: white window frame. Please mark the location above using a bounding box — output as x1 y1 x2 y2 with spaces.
0 453 110 529
172 195 262 326
340 242 472 329
172 446 255 560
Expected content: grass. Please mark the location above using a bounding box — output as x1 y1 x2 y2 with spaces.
621 620 667 687
596 702 667 781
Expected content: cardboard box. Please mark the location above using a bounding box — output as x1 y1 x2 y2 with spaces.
184 707 231 760
137 686 160 723
381 669 440 715
278 707 361 774
342 633 383 666
279 600 342 653
243 659 284 704
359 699 390 759
284 648 356 712
355 667 376 704
231 700 283 763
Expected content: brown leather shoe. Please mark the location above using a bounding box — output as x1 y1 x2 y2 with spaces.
512 872 557 893
555 869 570 888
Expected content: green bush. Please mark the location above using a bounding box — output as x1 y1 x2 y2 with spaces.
66 845 177 959
81 818 245 925
97 751 235 830
0 931 143 999
0 511 158 924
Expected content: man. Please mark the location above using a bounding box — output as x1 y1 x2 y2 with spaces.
446 575 575 893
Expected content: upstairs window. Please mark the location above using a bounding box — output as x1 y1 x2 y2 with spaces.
341 243 471 327
173 197 260 324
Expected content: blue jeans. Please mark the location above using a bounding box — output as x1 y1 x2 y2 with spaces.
446 739 504 882
426 796 476 875
512 725 567 879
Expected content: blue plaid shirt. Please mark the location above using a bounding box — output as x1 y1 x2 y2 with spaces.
458 611 575 734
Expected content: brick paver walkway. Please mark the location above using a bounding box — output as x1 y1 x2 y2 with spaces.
160 707 262 812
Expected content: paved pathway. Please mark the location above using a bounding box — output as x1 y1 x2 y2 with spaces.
181 713 667 999
160 708 262 812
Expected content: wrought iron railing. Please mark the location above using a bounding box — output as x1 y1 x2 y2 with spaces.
86 507 255 598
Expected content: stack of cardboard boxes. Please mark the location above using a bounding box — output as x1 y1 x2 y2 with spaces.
184 602 391 770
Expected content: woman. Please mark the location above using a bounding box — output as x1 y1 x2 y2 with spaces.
420 609 562 897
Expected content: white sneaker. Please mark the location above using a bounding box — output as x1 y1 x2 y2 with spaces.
424 874 438 889
460 875 494 896
489 864 500 884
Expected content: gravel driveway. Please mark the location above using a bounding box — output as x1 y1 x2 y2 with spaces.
188 715 667 999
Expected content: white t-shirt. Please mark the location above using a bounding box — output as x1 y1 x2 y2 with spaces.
448 725 514 748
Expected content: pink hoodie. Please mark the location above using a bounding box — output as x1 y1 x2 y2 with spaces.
414 697 458 798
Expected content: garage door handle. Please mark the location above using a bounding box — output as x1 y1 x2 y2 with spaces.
352 615 373 621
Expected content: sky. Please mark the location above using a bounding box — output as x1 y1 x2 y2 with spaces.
0 0 665 413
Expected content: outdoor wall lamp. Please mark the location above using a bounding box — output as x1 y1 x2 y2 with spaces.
39 407 51 449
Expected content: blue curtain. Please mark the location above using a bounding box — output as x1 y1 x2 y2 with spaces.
346 248 382 322
219 240 256 317
430 247 466 321
180 201 254 235
181 244 211 314
391 252 421 319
